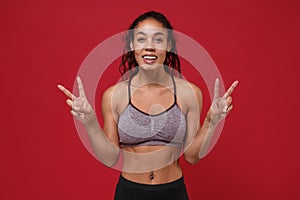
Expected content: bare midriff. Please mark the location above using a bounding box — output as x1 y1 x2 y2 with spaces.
121 145 183 184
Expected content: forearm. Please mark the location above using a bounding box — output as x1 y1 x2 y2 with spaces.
184 78 238 164
84 119 120 167
198 116 218 158
185 116 217 164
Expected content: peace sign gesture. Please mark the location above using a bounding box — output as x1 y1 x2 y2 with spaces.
208 78 239 125
57 77 96 124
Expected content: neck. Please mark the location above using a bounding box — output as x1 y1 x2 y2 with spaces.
135 65 171 85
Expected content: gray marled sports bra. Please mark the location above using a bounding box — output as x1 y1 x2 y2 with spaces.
118 75 187 147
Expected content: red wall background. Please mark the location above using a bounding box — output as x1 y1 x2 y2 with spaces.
1 0 299 199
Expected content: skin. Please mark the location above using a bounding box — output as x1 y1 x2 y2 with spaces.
57 18 238 184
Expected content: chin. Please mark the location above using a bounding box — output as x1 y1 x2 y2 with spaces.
139 63 164 71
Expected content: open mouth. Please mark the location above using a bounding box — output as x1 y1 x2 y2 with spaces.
142 55 158 60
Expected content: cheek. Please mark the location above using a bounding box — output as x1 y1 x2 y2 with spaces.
132 42 144 51
134 49 142 57
158 50 167 59
134 50 143 63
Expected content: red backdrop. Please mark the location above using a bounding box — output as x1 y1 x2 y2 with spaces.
1 0 299 199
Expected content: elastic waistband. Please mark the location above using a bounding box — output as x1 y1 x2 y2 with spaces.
118 175 185 191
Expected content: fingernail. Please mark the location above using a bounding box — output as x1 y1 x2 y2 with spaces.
73 106 79 111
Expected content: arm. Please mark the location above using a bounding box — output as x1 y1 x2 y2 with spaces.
57 77 120 167
184 78 238 165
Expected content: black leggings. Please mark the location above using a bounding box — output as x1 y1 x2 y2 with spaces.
114 175 189 200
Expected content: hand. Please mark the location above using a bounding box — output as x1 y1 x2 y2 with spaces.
207 78 238 125
57 76 96 124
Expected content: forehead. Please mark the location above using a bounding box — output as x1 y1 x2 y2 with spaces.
134 18 167 36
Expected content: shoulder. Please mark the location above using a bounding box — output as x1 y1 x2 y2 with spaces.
102 80 129 114
173 76 203 112
102 80 129 100
173 76 202 99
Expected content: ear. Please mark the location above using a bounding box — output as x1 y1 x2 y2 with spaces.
130 42 133 51
167 41 172 52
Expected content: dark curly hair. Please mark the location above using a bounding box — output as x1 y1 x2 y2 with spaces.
119 11 181 79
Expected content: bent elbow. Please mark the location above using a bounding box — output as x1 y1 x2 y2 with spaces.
184 154 200 165
103 158 119 168
95 150 120 168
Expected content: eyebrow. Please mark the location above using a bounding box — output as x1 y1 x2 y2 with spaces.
136 31 166 37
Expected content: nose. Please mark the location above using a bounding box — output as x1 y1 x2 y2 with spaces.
145 47 155 52
144 39 155 51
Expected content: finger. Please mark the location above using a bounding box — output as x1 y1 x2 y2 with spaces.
77 76 86 98
70 109 80 117
57 84 76 100
72 104 90 113
226 96 232 106
222 104 233 114
69 99 89 113
223 81 238 98
222 105 228 113
71 99 88 112
66 99 73 107
226 104 233 114
213 78 220 101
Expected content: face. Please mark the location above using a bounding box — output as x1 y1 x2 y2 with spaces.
131 18 170 69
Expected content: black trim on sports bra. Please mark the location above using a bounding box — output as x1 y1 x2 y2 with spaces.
170 75 177 104
127 74 178 116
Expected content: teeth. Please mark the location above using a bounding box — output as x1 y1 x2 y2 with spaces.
143 55 157 60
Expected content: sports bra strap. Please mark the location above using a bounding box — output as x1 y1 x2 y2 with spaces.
128 74 177 104
128 77 132 103
170 75 177 103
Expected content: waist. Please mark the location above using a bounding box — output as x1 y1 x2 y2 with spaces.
118 174 185 190
121 161 182 184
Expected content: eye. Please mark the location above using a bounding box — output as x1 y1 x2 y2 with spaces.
154 38 164 43
137 38 146 43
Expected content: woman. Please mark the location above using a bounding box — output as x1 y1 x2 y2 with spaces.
58 11 238 200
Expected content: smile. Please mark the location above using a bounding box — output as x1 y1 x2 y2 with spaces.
142 55 157 60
